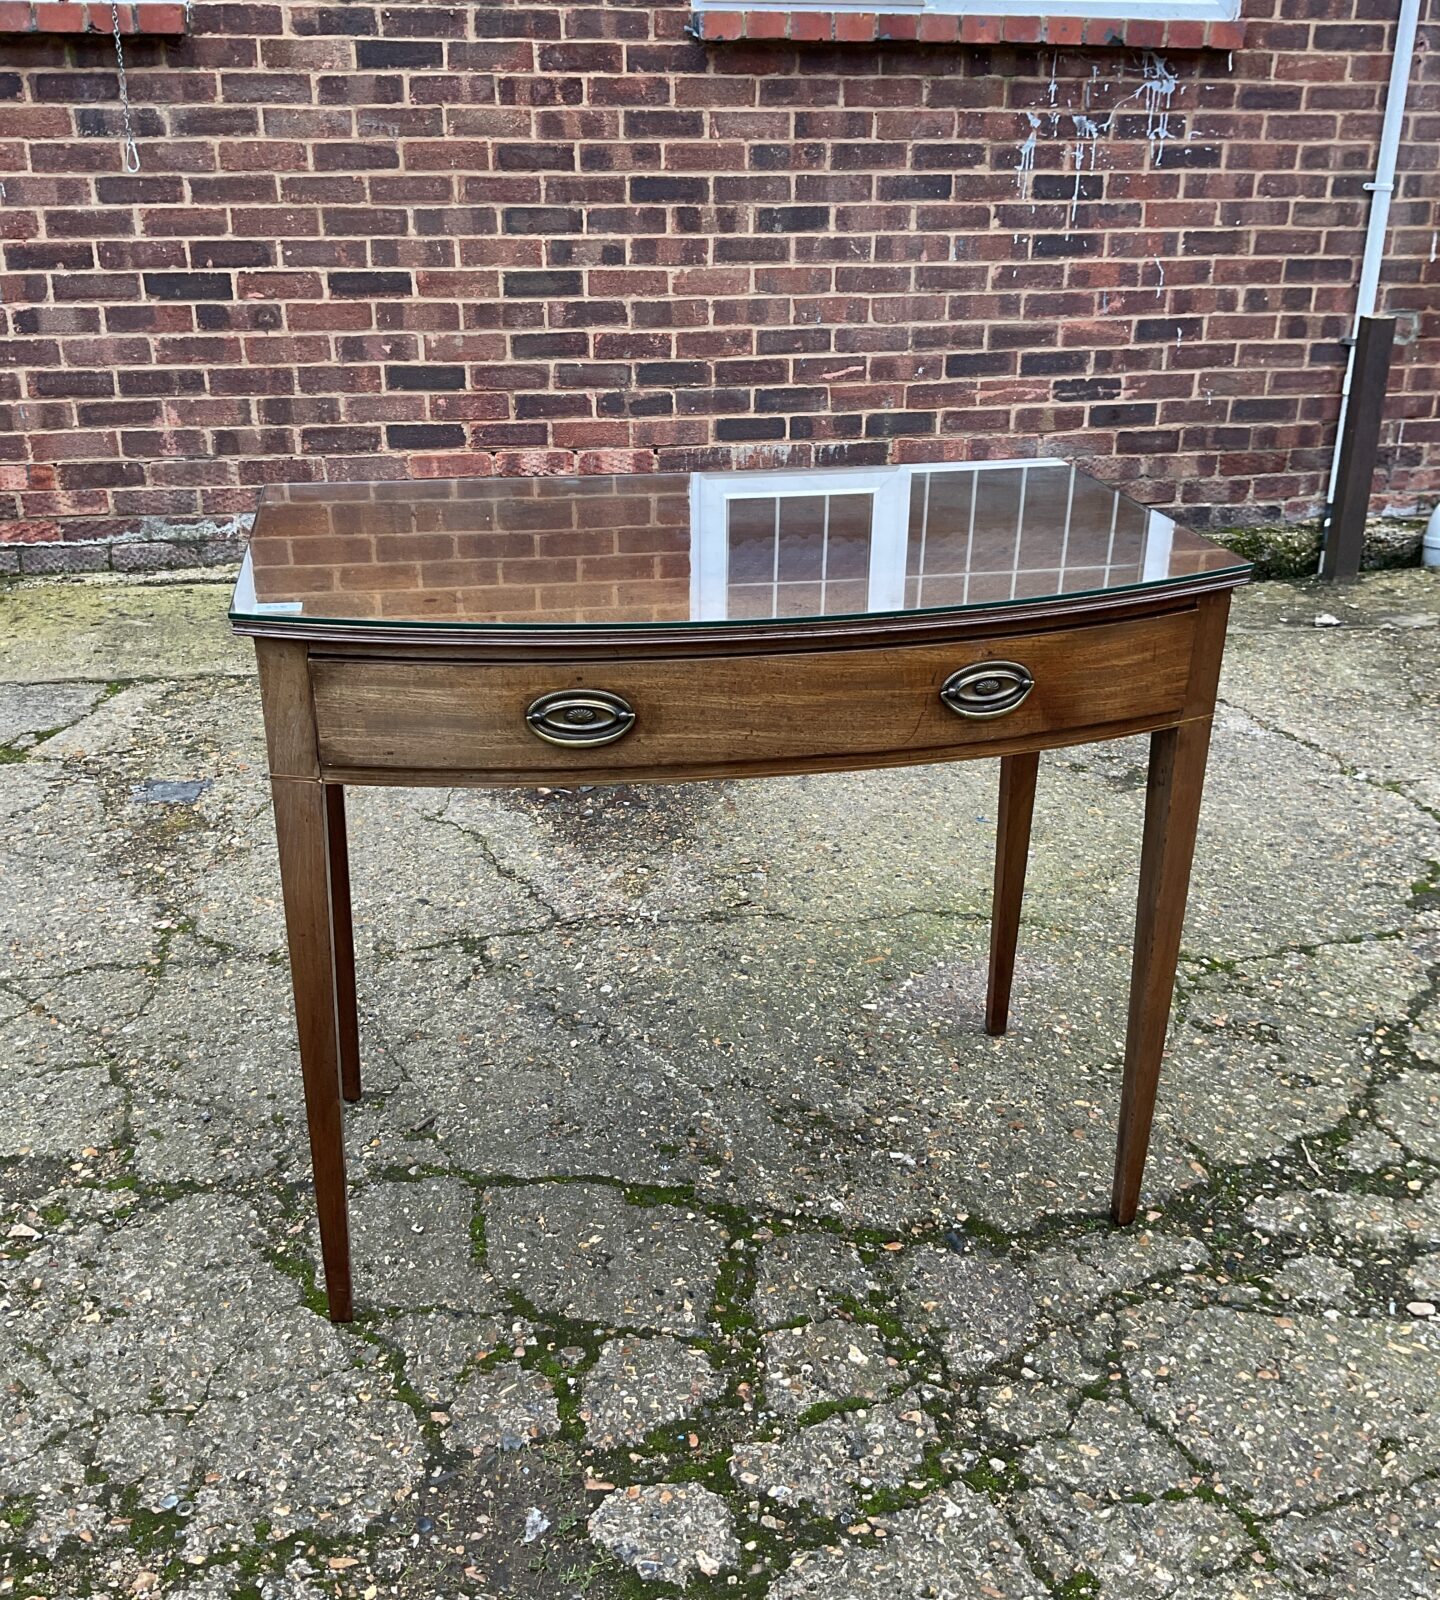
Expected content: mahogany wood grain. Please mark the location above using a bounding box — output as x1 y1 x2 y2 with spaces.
1109 591 1230 1222
325 784 361 1104
986 751 1040 1037
1110 714 1214 1225
316 711 1201 790
255 638 354 1319
271 776 353 1321
255 638 319 778
309 611 1196 782
1181 590 1233 718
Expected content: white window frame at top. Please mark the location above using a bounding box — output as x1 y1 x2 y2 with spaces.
691 0 1240 21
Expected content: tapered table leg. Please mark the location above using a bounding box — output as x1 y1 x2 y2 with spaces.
986 751 1039 1037
325 783 361 1104
272 777 354 1322
1111 718 1213 1225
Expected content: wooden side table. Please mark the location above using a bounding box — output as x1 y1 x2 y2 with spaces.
231 460 1250 1321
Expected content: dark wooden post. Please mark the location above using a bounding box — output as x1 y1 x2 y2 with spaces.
1320 315 1396 583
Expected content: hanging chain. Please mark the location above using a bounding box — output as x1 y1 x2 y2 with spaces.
110 4 141 173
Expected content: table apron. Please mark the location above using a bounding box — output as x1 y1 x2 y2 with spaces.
305 607 1203 787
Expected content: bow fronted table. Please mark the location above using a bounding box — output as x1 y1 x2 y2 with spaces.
231 459 1249 1321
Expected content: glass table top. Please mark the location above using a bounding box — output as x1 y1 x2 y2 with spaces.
230 459 1249 634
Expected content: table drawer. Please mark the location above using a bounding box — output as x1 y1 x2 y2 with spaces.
310 609 1197 780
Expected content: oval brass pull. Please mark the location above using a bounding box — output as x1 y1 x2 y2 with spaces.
940 661 1034 720
526 690 636 747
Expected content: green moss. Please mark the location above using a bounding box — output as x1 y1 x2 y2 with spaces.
1207 516 1423 579
112 1489 186 1559
1409 861 1440 910
713 1238 759 1340
791 1395 872 1430
2 1497 36 1531
621 1181 699 1209
261 1241 331 1320
1054 1573 1102 1598
941 1213 1013 1254
858 1468 947 1517
960 1451 1029 1497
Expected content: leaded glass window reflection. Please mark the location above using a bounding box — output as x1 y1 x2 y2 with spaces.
724 492 874 619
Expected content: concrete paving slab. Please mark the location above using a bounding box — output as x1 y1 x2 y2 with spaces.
483 1181 729 1335
0 567 1438 1600
1225 568 1440 810
0 681 104 747
579 1335 725 1449
1123 1300 1440 1515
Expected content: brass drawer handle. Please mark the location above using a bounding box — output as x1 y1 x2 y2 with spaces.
526 690 636 747
940 661 1035 720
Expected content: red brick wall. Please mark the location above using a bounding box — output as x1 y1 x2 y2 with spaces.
1 0 1436 569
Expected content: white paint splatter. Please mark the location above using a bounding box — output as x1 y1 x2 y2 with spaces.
1089 51 1182 166
1431 230 1438 264
1133 52 1180 164
1016 112 1041 200
1068 115 1104 231
1012 55 1184 286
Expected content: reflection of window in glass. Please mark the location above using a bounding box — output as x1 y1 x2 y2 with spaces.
691 459 1179 621
725 492 874 619
903 462 1173 607
691 467 909 620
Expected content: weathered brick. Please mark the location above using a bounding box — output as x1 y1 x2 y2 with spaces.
327 269 411 296
143 272 235 300
385 422 467 449
501 205 585 234
356 39 442 68
495 141 575 171
629 175 707 203
756 205 831 233
384 364 466 391
503 269 583 297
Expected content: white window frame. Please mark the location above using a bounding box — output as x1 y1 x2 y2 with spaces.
692 0 1240 22
690 466 911 620
692 457 1144 621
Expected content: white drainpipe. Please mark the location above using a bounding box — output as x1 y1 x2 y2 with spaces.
1322 0 1423 514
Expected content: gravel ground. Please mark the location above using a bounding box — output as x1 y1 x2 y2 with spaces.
2 565 1439 1600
